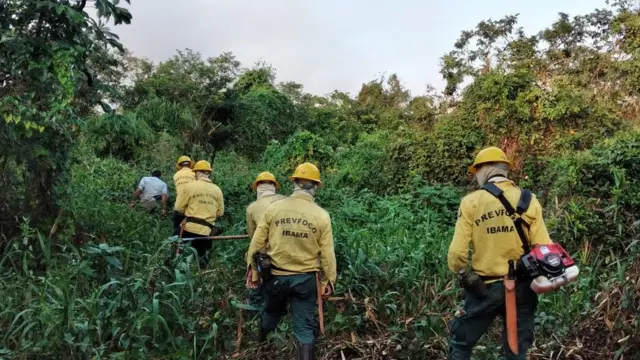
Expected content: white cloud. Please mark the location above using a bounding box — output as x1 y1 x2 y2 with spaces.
109 0 608 96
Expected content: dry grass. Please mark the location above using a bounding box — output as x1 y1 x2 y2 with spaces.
530 259 640 360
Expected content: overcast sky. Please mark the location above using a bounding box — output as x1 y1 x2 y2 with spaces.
110 0 608 96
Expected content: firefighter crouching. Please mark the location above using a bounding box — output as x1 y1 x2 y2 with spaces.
174 160 224 267
245 171 286 310
172 155 195 235
447 147 553 360
245 163 336 360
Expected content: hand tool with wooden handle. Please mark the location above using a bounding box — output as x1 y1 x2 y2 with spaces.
504 259 518 355
175 221 185 256
316 272 325 335
171 234 249 242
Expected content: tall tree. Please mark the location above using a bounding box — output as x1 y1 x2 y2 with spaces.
0 0 132 229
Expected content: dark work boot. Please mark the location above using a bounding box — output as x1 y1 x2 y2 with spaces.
258 328 266 343
258 326 272 343
297 342 315 360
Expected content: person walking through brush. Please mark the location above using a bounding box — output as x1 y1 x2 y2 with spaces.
447 146 553 360
245 171 286 311
245 163 336 360
174 160 224 266
172 155 195 235
130 170 168 215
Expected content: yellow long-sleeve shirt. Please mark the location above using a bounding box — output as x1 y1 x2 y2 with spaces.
448 180 552 277
246 192 337 287
174 178 224 236
173 167 196 197
246 194 286 239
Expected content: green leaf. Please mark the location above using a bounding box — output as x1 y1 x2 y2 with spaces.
65 7 85 24
36 1 55 10
230 300 260 311
113 7 132 25
63 333 74 344
106 256 122 269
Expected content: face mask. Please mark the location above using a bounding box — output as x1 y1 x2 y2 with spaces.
256 183 276 199
293 181 317 197
475 164 509 187
195 172 210 180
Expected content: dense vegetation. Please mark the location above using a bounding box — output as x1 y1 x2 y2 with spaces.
1 0 639 359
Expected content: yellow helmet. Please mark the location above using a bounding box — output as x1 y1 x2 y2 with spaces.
252 171 280 190
192 160 212 173
176 155 193 170
289 162 322 186
468 146 513 174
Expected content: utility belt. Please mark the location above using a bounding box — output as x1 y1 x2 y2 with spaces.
182 217 223 237
185 216 214 229
459 271 529 297
480 275 504 283
253 252 315 283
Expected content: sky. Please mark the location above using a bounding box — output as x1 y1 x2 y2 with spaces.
108 0 608 97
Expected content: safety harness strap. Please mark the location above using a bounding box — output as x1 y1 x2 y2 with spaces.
482 183 532 254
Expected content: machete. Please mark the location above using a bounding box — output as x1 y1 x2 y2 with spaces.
504 259 518 355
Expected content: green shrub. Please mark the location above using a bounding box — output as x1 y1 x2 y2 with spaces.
134 98 197 135
85 113 154 161
261 131 336 179
65 154 170 245
386 117 484 188
330 131 393 193
538 131 640 252
231 87 298 157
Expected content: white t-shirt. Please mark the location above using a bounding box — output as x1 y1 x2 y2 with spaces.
138 176 168 201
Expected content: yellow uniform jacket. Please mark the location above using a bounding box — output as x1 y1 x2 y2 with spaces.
173 167 196 197
246 192 337 287
174 178 224 236
448 180 552 278
246 194 286 240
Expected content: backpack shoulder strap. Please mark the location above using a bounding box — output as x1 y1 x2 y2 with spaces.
482 183 532 254
482 183 516 216
516 189 532 216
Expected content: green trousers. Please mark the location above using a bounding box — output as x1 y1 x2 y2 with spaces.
261 273 318 344
449 281 538 360
248 287 264 311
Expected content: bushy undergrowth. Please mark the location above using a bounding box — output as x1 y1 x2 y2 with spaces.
1 128 638 359
3 3 640 359
532 131 640 253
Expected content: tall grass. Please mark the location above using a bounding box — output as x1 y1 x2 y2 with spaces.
0 134 638 359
